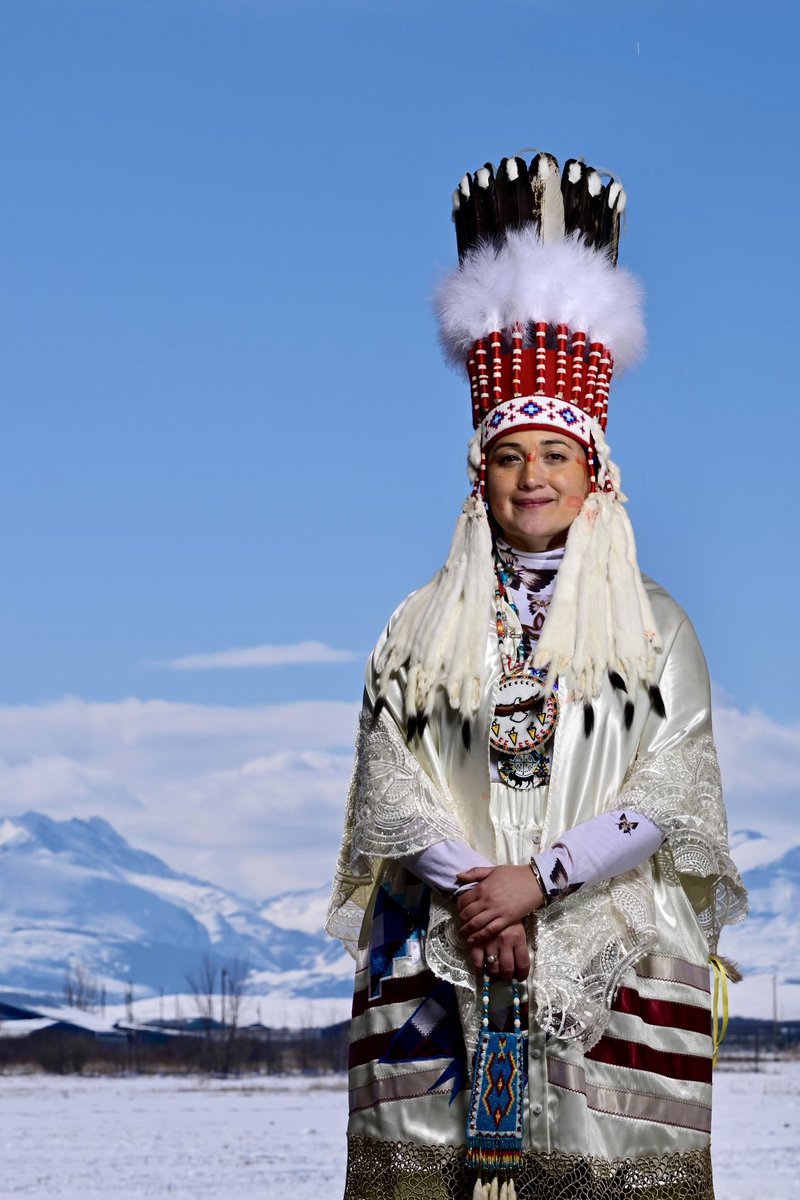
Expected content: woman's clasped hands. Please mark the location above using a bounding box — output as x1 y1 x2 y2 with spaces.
455 864 545 981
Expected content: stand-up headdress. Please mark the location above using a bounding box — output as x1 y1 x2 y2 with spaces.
376 151 662 736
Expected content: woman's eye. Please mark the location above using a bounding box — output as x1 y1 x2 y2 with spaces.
497 455 522 466
546 453 566 462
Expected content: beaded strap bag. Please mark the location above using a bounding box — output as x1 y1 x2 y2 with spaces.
466 974 525 1200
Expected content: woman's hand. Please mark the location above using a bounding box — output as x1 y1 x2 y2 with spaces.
469 921 530 981
456 864 544 941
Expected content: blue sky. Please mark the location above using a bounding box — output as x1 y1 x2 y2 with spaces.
0 0 798 895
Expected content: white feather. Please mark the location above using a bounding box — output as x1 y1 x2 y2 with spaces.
539 166 565 245
436 232 645 371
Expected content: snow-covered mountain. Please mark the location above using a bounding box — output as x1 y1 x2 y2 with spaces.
1 811 798 1019
0 812 350 1003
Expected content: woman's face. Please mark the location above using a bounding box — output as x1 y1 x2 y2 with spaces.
485 428 590 552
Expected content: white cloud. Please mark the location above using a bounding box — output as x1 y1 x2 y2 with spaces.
161 641 359 670
0 697 359 898
712 691 800 838
0 688 797 901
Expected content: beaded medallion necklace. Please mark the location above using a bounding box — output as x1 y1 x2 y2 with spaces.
491 551 559 788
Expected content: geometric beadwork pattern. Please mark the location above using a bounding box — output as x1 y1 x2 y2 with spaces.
481 395 593 452
465 1031 524 1171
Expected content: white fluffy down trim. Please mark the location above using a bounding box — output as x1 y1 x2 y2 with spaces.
436 230 645 371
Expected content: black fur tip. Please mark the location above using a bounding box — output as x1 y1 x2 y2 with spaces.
417 711 429 737
608 670 627 693
624 700 635 731
583 702 595 737
406 715 418 742
648 684 667 720
371 696 386 727
461 719 472 751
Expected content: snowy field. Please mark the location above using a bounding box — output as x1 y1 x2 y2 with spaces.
0 1064 798 1199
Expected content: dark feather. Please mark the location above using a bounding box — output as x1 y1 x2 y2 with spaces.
583 702 595 737
453 172 475 261
494 158 524 233
584 170 604 248
417 711 429 738
472 162 498 243
371 695 386 727
608 670 627 693
510 156 534 227
624 700 635 731
406 714 418 742
598 179 623 264
648 684 667 720
561 158 587 239
461 720 472 751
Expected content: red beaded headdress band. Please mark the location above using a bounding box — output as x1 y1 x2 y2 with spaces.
436 153 645 490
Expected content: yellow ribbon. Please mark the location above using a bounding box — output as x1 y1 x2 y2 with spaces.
709 955 730 1067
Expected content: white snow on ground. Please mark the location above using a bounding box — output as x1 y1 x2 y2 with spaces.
0 1063 797 1199
0 1073 349 1200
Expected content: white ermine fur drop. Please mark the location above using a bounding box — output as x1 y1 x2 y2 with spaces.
436 231 645 371
374 494 494 723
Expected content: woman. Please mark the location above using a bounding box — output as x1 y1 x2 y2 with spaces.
327 151 746 1200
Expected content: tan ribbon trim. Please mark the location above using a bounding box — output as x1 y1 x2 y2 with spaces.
635 955 711 994
547 1057 712 1133
350 1065 454 1115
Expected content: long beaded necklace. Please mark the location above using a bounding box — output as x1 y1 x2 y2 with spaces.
491 551 559 788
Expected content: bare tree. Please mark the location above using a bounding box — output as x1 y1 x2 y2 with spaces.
63 961 99 1011
186 954 218 1028
220 959 250 1075
186 954 220 1070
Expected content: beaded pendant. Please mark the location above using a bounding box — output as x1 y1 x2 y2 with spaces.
497 747 550 790
490 672 559 754
466 974 524 1195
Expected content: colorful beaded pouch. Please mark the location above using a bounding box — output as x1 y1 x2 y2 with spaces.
466 974 524 1200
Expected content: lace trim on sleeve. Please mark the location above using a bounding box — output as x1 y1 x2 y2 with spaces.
613 733 748 953
325 749 375 959
529 869 657 1051
326 709 466 960
352 710 464 859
